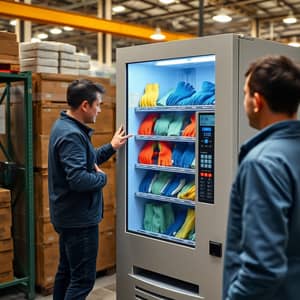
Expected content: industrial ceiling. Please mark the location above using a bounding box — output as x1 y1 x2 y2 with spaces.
1 0 300 62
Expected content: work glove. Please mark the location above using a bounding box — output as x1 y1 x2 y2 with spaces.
139 171 158 193
143 202 154 231
157 89 174 106
182 114 196 137
157 141 173 166
138 141 157 164
162 174 186 197
166 81 195 105
165 208 187 236
180 144 195 168
172 143 186 167
138 113 160 135
178 181 195 200
175 208 195 239
167 113 186 136
151 172 173 195
192 81 215 105
154 113 174 136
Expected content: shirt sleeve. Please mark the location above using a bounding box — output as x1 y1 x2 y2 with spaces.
57 132 107 192
95 143 116 165
227 158 292 300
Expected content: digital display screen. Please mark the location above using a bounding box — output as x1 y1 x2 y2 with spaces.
200 114 215 126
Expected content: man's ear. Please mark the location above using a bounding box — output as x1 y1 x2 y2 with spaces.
81 100 89 112
253 92 264 113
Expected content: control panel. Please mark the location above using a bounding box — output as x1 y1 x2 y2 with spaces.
197 112 215 204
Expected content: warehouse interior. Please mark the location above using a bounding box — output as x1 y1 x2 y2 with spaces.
0 1 300 300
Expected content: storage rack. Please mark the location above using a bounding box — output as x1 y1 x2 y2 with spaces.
0 72 35 300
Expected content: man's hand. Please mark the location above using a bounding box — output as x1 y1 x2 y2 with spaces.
111 125 133 150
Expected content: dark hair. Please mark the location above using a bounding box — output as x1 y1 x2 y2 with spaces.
67 79 105 109
245 55 300 115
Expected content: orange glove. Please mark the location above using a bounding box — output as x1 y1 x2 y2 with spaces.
157 142 172 166
138 113 159 135
138 141 157 164
182 114 196 137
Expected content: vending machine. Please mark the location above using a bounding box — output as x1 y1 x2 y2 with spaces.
115 34 300 300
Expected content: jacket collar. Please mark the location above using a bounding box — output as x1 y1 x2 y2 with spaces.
239 120 300 164
60 111 94 137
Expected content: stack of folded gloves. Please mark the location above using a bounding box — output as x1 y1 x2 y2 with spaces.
139 83 160 107
166 81 196 105
151 172 173 195
157 89 174 106
178 181 196 201
171 143 195 168
176 81 215 105
138 141 159 164
175 208 195 239
182 114 196 137
154 113 174 136
165 207 187 236
139 171 158 193
143 202 175 234
167 113 187 136
138 113 160 135
138 141 173 166
162 174 187 197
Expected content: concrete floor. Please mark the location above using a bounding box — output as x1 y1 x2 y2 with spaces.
0 273 116 300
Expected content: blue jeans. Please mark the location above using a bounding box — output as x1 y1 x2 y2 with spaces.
53 225 99 300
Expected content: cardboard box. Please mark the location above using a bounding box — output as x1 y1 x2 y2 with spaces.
34 103 67 135
0 250 13 267
36 242 59 288
0 238 13 252
0 188 11 207
0 271 13 283
102 167 116 209
99 209 115 233
91 133 113 148
36 218 58 245
0 206 12 240
96 230 116 271
34 170 49 218
34 135 49 169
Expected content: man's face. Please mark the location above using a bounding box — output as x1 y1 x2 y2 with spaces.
84 92 102 124
244 75 259 129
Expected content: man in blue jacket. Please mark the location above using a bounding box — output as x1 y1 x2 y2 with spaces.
48 79 131 300
223 55 300 300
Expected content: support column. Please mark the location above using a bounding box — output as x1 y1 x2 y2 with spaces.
15 0 32 42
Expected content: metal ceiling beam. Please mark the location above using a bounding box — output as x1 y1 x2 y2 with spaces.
0 0 194 41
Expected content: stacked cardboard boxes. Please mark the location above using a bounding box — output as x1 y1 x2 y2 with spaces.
32 72 116 291
0 31 20 72
0 188 14 283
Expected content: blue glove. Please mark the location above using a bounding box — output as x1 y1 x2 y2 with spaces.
166 81 195 105
191 81 215 105
180 144 195 168
139 171 157 193
172 143 186 167
162 174 186 197
165 208 187 236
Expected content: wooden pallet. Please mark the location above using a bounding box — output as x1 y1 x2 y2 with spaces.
0 63 20 73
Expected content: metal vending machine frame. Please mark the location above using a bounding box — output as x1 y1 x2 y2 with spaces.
116 33 300 300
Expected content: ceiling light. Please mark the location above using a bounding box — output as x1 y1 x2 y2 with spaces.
49 28 62 35
63 26 74 31
112 5 126 13
150 27 166 41
31 37 41 43
37 33 48 40
212 9 232 23
283 12 297 24
9 19 17 26
159 0 175 4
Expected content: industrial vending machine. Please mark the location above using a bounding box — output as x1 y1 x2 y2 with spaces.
116 34 300 300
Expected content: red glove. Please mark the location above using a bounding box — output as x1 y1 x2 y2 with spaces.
138 113 159 135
